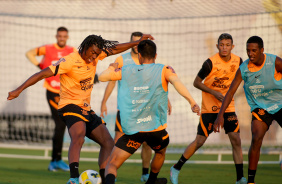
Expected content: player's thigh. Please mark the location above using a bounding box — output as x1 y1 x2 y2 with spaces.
273 108 282 128
86 111 110 139
58 104 89 132
88 124 113 146
197 113 217 137
251 108 274 131
223 112 240 134
107 146 132 169
145 129 169 152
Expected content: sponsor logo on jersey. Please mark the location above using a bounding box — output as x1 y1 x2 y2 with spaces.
137 115 152 124
80 77 93 91
52 58 65 66
212 77 230 88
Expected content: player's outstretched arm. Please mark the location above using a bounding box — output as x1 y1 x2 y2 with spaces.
169 75 200 115
107 34 154 56
100 81 116 118
99 63 121 82
167 98 172 115
26 48 41 69
213 68 243 132
7 67 54 100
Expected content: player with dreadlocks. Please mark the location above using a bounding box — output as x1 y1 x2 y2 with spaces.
7 33 154 184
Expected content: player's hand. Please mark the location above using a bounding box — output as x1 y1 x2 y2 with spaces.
213 115 224 133
212 91 224 102
191 104 200 116
109 62 119 69
167 99 172 115
140 34 154 41
100 102 107 118
7 89 21 100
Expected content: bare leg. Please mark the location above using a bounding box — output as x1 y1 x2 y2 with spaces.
248 120 268 170
141 142 152 169
88 124 114 169
228 132 243 164
183 134 207 159
68 121 86 164
105 146 132 177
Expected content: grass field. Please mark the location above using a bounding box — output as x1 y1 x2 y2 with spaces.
0 148 281 184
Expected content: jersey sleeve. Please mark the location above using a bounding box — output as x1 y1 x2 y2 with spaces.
48 57 72 76
197 59 212 79
163 66 177 82
114 55 124 68
97 51 108 61
36 45 46 56
110 67 122 81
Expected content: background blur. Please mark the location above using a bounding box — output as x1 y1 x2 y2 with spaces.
0 0 281 150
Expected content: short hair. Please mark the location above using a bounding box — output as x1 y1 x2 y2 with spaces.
131 32 143 41
218 33 233 44
78 35 118 55
57 27 68 33
246 36 264 49
138 40 156 59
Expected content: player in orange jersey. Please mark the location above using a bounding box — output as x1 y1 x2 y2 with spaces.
170 33 247 184
7 33 154 184
100 31 172 182
26 27 77 172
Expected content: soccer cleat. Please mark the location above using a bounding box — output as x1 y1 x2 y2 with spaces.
66 178 79 184
141 174 149 182
56 160 70 171
170 166 180 184
154 178 168 184
236 177 247 184
48 161 57 172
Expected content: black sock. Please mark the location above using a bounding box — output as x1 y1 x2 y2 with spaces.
142 167 149 175
145 171 159 184
248 169 256 183
99 169 105 184
105 173 115 184
69 162 79 178
235 163 244 181
174 155 188 170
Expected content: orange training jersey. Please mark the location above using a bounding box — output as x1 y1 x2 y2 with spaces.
37 43 76 93
49 51 107 111
202 53 241 113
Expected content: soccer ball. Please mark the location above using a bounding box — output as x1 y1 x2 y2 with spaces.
79 170 102 184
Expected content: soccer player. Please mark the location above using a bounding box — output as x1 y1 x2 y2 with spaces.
100 32 172 182
25 26 76 172
214 36 282 184
170 33 247 184
7 33 154 184
99 40 200 184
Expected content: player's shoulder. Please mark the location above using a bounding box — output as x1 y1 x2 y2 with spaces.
63 52 81 63
164 65 176 74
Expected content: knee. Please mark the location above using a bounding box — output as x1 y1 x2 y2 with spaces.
71 134 85 146
195 139 205 148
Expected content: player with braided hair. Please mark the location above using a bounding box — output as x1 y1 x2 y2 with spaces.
7 33 154 184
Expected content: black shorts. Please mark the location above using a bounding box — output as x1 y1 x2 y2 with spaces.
58 104 105 137
197 112 240 137
252 108 282 129
114 111 123 132
115 129 169 154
